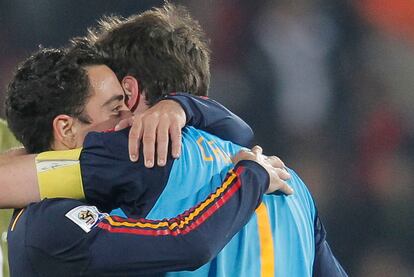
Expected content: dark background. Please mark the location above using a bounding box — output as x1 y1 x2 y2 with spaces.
1 0 414 276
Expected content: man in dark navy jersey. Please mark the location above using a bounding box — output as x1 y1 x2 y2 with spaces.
4 45 289 276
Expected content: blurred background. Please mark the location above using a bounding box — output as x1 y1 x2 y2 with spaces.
1 0 414 276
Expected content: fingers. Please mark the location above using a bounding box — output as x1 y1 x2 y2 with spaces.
231 148 254 165
127 100 185 165
266 155 285 169
142 119 157 167
231 146 266 165
156 119 169 166
169 122 182 159
251 145 263 155
250 146 293 195
128 116 143 162
272 168 292 195
115 118 132 131
231 146 294 195
275 167 291 180
275 179 294 195
114 111 134 131
267 168 294 195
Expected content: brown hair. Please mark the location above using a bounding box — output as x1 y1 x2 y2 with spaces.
78 2 211 105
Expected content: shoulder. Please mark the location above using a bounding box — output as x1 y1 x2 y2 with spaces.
82 128 130 160
8 200 91 270
23 199 102 248
22 199 101 274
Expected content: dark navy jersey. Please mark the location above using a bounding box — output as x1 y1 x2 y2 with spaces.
8 161 269 276
164 93 254 147
164 93 253 148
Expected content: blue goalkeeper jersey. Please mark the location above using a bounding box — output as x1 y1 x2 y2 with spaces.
76 127 345 276
147 127 316 277
35 94 347 276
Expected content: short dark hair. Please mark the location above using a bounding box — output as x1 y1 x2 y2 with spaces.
78 2 211 105
5 46 105 153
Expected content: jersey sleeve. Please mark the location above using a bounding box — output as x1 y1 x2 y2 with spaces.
25 161 269 275
312 211 348 277
36 129 172 216
79 128 173 216
36 148 85 200
165 93 254 147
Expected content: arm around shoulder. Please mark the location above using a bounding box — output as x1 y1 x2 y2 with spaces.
23 160 269 275
0 153 39 208
165 93 254 147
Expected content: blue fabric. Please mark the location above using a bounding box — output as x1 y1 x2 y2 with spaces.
147 127 318 277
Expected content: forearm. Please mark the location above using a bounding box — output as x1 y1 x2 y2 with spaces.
0 154 39 208
165 93 254 147
27 161 269 275
0 147 26 166
87 161 269 274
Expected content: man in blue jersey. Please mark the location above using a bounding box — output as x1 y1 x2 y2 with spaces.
75 5 346 275
2 3 346 276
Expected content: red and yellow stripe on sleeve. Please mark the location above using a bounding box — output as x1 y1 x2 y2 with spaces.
97 167 244 236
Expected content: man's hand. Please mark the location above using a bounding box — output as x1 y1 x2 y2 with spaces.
232 146 293 195
115 100 186 167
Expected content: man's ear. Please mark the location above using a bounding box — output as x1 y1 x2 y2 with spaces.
122 76 140 112
52 115 77 150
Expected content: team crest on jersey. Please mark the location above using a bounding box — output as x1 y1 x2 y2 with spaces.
65 206 108 233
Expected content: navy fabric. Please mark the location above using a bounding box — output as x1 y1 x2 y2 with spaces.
313 212 348 276
166 93 254 147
